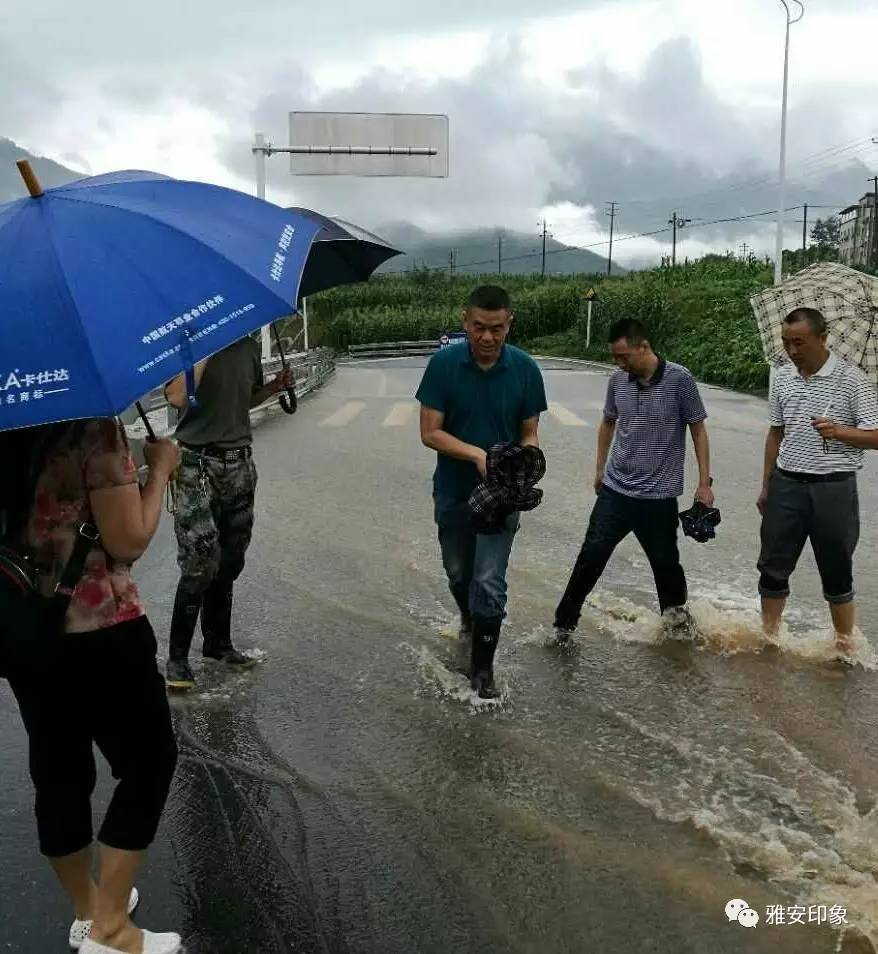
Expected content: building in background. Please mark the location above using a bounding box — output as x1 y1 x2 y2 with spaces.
838 192 876 268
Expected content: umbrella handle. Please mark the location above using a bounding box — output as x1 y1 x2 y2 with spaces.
135 401 156 440
279 389 298 415
270 322 289 370
271 323 298 415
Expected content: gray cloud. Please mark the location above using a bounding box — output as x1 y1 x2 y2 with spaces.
215 38 569 233
3 0 630 70
542 37 877 241
207 34 877 257
0 38 65 140
5 1 877 265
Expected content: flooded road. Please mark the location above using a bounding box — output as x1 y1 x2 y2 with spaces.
3 357 878 953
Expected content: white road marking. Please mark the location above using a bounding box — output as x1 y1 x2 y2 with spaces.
548 403 590 427
320 402 366 427
383 402 418 427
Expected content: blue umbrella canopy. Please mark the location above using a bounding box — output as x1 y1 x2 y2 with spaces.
0 166 323 431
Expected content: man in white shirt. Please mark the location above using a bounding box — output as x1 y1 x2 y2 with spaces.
757 307 878 655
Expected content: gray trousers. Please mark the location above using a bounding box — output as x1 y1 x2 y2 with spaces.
757 470 859 605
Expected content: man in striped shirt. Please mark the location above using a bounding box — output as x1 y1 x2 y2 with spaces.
758 307 878 655
554 319 714 641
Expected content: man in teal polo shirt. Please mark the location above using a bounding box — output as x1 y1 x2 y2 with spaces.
416 285 548 698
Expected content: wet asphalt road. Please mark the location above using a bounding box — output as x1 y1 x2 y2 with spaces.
2 356 878 954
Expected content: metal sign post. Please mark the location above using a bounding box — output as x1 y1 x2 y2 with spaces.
253 112 449 360
583 287 598 350
302 297 310 352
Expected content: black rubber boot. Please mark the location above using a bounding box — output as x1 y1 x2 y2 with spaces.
169 584 202 664
454 613 473 674
201 579 234 657
470 615 502 699
201 581 257 667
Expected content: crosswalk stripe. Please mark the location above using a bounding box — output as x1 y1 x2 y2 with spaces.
710 409 764 433
548 403 590 427
320 402 366 427
383 402 417 427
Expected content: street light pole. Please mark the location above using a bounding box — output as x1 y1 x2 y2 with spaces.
254 132 272 360
774 0 804 286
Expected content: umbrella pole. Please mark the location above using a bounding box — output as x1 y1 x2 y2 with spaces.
270 322 298 415
271 322 289 370
135 401 157 440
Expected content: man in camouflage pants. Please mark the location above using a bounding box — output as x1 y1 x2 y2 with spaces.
163 335 291 690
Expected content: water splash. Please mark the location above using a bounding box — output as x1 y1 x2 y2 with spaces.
405 643 510 711
582 590 877 669
612 711 878 946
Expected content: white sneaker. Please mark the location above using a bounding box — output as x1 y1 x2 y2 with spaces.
80 930 181 954
69 888 140 950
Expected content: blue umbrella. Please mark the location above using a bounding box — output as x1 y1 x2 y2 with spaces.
0 163 323 432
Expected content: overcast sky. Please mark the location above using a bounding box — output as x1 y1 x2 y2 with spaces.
3 0 877 266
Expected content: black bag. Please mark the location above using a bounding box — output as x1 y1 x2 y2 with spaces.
0 523 99 678
0 424 100 677
679 501 722 543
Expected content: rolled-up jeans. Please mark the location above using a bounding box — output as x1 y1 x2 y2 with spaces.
434 496 520 621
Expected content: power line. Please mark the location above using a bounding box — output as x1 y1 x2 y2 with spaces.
377 134 878 273
619 134 878 211
382 161 866 274
462 207 807 271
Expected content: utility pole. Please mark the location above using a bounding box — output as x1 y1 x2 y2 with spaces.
739 242 750 261
498 232 503 275
668 212 692 267
539 218 551 279
449 248 455 277
802 202 808 269
605 201 617 276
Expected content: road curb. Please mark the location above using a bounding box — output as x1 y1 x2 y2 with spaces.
530 354 613 373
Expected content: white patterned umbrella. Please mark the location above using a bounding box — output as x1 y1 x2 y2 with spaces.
750 263 878 384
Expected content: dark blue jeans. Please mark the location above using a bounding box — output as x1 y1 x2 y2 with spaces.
435 497 520 622
555 485 687 630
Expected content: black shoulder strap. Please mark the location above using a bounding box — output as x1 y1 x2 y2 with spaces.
53 522 101 610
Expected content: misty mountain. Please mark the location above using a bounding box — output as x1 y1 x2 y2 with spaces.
375 223 621 276
0 138 81 201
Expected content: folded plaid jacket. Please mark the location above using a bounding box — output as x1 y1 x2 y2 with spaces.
467 443 547 534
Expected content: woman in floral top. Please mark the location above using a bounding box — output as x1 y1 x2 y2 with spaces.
2 418 182 954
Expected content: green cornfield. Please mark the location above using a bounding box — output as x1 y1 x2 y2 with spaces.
282 256 776 392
